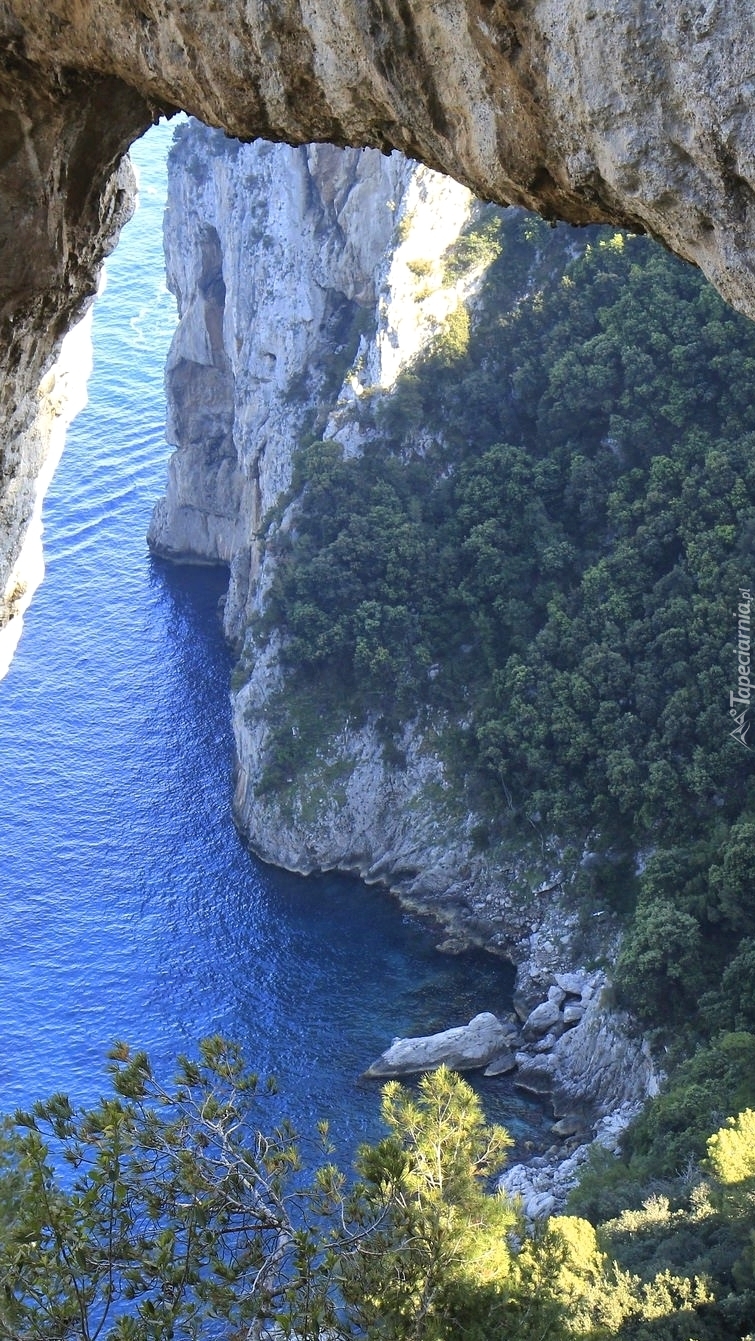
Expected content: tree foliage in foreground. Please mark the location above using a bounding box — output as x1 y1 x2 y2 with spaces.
0 1043 521 1341
2 1043 755 1340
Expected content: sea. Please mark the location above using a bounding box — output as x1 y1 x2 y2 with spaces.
0 120 549 1159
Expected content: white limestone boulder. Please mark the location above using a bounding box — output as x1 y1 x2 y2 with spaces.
522 997 563 1040
364 1012 514 1078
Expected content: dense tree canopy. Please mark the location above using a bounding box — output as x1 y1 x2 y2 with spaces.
253 211 755 1051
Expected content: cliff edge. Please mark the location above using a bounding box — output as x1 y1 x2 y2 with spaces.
150 124 659 1143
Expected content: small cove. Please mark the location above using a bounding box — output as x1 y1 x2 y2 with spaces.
0 122 550 1160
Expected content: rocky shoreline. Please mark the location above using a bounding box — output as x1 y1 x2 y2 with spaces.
361 967 659 1217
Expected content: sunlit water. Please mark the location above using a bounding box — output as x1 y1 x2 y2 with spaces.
0 121 549 1159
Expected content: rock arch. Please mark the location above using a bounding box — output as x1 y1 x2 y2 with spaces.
1 0 755 630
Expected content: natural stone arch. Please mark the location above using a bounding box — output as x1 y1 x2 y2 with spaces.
1 0 755 637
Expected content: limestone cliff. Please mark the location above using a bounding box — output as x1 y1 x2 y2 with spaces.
0 144 136 649
4 0 755 660
151 126 511 928
150 122 478 640
151 122 656 1137
0 302 97 677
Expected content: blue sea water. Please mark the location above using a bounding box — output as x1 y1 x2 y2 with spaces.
0 121 549 1157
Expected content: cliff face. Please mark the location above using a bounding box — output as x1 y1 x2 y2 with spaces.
151 123 477 642
0 302 97 677
3 0 755 653
151 122 656 1132
0 116 136 649
152 125 536 945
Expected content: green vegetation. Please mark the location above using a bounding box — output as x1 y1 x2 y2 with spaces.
256 213 754 1008
247 206 755 1225
4 1045 755 1338
442 205 504 283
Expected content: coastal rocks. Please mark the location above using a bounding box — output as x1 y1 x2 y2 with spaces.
483 1049 517 1077
551 1116 585 1139
522 998 563 1041
361 966 657 1217
499 1102 648 1221
499 973 654 1220
364 1012 517 1079
514 975 660 1123
364 964 658 1151
520 971 596 1041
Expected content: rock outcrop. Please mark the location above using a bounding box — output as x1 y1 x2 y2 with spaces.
4 1 755 645
499 971 661 1217
364 1013 519 1079
148 122 475 643
0 126 136 648
0 301 98 677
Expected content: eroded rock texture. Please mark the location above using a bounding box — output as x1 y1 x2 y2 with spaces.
150 124 476 635
2 0 755 632
0 64 146 639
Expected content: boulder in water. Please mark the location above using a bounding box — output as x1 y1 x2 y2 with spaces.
364 1012 513 1078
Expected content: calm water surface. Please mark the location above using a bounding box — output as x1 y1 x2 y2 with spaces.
0 122 549 1156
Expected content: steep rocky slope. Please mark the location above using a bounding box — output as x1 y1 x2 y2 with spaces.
3 2 755 647
0 143 135 653
150 123 657 1146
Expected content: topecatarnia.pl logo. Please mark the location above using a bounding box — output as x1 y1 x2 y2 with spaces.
730 586 752 748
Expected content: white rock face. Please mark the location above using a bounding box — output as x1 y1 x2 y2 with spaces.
149 123 476 642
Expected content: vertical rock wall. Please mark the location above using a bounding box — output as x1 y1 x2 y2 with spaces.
0 303 97 677
150 121 580 963
0 66 144 650
150 121 477 644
